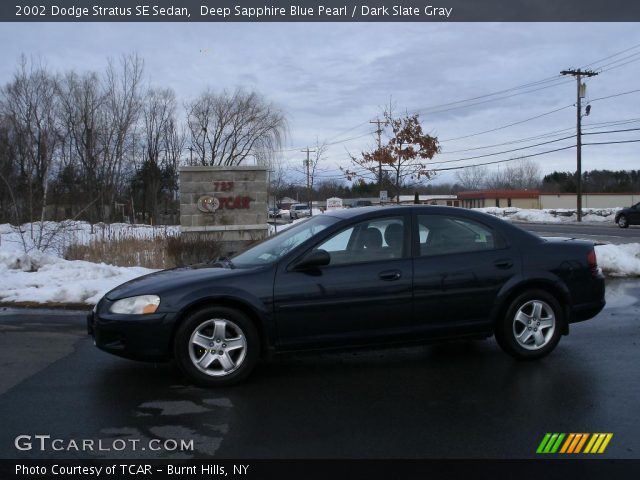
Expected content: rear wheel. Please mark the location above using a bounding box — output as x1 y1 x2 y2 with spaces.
495 290 562 360
174 306 259 386
617 215 628 228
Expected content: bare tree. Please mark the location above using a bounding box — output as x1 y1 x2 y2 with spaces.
186 88 286 166
56 54 144 222
162 117 186 203
1 56 61 246
57 70 105 222
486 158 542 190
455 164 488 190
139 87 175 221
268 157 287 207
102 54 144 219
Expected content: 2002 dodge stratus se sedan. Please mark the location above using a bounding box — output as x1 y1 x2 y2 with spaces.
89 206 605 386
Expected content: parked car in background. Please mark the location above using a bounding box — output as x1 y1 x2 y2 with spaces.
352 199 373 208
289 203 311 219
615 202 640 228
89 206 605 387
268 207 282 219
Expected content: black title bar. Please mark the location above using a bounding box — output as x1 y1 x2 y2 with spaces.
2 459 640 480
3 0 640 22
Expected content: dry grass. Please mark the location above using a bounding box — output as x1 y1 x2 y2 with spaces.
64 234 223 269
65 237 175 269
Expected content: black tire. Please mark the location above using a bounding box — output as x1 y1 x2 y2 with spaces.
174 306 260 387
495 289 563 360
617 215 629 228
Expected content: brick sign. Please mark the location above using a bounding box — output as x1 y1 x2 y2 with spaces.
196 181 252 213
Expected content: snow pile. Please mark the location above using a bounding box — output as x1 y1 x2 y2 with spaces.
0 250 156 305
0 221 180 255
595 243 640 277
477 207 620 224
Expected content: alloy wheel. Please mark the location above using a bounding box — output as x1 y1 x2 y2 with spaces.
512 300 556 350
188 318 247 376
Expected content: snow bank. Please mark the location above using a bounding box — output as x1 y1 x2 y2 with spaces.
595 243 640 277
0 221 180 256
0 251 156 305
477 207 620 224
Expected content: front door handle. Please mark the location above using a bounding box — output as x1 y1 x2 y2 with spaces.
494 258 513 269
379 270 402 281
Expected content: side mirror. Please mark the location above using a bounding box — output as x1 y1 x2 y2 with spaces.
294 249 330 271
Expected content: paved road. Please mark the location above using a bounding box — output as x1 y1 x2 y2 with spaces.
1 279 639 459
518 222 640 244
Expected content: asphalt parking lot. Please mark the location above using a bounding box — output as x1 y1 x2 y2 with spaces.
0 278 638 460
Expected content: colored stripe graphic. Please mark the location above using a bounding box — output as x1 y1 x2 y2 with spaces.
574 434 589 453
537 433 565 453
538 433 613 454
584 433 614 454
559 433 575 453
536 433 552 453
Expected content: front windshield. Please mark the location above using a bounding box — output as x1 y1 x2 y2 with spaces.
232 215 338 267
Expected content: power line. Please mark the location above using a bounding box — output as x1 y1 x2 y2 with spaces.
440 105 574 143
583 138 640 146
432 137 639 173
596 51 640 71
439 127 576 154
584 117 640 128
434 135 576 165
417 79 572 116
414 76 563 113
439 118 640 155
589 88 640 103
582 42 640 69
582 127 640 135
600 56 640 73
432 145 576 172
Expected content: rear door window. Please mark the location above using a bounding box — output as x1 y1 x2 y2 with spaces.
417 215 503 257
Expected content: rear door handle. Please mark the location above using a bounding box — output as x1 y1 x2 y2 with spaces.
379 270 402 281
494 259 513 269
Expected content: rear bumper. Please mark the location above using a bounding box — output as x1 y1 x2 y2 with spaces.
570 300 606 323
569 274 606 324
88 308 176 362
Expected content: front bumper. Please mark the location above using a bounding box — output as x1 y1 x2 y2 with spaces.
87 305 176 362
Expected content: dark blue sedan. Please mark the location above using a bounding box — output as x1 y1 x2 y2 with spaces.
89 206 605 386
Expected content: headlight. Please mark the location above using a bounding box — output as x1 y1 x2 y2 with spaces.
109 295 160 315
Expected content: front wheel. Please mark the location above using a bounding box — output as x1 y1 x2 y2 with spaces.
617 215 628 228
174 306 259 387
495 290 563 360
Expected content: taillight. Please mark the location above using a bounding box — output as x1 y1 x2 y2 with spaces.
587 249 598 276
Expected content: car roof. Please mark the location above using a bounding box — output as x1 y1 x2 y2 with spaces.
321 205 540 242
322 205 459 219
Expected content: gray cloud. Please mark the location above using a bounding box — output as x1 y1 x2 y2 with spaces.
0 22 638 184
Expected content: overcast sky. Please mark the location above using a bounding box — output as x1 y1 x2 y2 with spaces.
1 22 639 185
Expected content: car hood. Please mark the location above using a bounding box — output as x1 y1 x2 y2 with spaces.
105 264 253 300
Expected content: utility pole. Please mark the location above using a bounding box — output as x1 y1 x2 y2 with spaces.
301 146 315 216
370 118 385 187
560 68 598 222
186 146 194 164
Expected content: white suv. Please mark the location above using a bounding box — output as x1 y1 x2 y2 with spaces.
289 203 311 219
